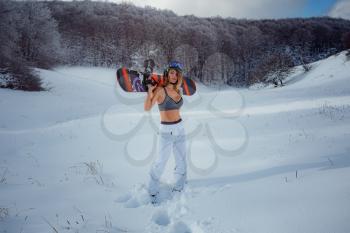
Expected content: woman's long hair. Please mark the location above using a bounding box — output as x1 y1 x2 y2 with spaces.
162 68 183 94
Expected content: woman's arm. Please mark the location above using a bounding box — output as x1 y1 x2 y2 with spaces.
144 85 159 111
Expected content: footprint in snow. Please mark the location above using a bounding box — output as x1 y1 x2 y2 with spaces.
152 209 170 226
151 211 192 233
168 221 192 233
114 183 149 208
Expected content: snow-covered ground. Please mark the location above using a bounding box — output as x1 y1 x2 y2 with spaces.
1 52 350 233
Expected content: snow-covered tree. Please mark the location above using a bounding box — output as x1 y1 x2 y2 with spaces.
17 1 61 68
0 0 20 65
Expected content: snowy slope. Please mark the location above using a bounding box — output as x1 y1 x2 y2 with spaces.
0 52 350 233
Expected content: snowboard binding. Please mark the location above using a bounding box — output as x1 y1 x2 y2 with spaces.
144 59 155 74
142 59 157 91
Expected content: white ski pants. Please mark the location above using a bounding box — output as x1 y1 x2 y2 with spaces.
148 120 187 195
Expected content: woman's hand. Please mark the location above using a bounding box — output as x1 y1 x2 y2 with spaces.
144 84 158 111
148 84 156 93
147 84 156 98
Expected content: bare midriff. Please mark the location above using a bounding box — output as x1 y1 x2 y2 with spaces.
160 109 181 122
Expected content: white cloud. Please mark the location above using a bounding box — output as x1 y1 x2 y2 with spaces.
117 0 307 19
329 0 350 19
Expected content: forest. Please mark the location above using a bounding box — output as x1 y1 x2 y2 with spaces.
1 0 350 90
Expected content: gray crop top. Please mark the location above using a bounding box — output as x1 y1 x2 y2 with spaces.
158 87 183 111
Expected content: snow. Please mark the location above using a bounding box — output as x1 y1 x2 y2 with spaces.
0 72 12 87
1 51 350 233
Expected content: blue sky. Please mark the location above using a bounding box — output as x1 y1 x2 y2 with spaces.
113 0 350 19
302 0 337 17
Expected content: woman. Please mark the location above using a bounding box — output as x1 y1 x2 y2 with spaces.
144 61 187 201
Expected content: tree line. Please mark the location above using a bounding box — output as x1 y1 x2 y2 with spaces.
1 0 350 90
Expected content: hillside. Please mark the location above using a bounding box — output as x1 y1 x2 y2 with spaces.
0 51 349 233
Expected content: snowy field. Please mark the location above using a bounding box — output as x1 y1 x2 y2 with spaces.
1 52 350 233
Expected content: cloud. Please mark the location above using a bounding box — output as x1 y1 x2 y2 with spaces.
120 0 308 19
329 0 350 19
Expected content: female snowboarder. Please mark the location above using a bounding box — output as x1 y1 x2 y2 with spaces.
144 61 187 201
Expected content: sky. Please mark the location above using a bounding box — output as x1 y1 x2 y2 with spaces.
113 0 350 19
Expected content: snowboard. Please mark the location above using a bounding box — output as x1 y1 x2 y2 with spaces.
116 67 196 96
